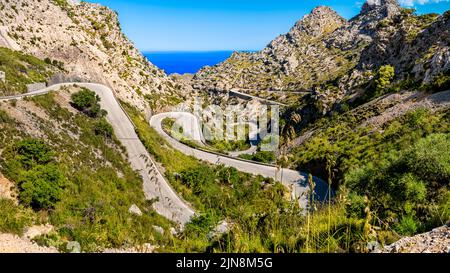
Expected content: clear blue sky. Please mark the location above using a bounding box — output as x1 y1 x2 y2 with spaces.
88 0 450 51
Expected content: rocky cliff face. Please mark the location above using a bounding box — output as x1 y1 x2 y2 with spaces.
193 0 449 101
0 0 185 111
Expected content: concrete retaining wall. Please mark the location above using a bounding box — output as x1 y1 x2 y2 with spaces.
27 82 47 92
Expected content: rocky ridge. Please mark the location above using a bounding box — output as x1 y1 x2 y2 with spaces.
194 6 348 91
0 0 186 111
193 0 449 106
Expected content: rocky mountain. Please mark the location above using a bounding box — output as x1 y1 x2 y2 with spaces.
0 0 185 111
194 6 348 92
193 0 449 108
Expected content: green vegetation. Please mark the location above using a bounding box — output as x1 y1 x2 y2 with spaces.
0 90 171 252
399 8 440 42
346 133 450 235
52 0 69 9
94 118 114 139
374 65 395 97
0 47 55 95
14 139 54 168
208 139 251 154
70 88 106 118
0 109 12 123
292 108 450 237
122 101 390 253
3 139 66 210
239 151 276 164
144 93 184 110
0 199 35 236
18 164 66 210
423 71 450 94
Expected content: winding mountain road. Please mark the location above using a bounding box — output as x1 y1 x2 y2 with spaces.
1 82 328 226
0 83 195 225
150 112 329 208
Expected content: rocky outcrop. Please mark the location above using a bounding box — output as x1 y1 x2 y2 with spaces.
377 225 450 253
328 0 402 50
0 0 186 111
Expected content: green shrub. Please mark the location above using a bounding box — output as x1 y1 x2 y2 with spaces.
0 110 12 123
405 133 450 182
375 65 395 96
32 232 66 251
18 164 66 210
423 71 450 93
181 165 216 195
399 173 427 204
70 88 106 118
395 215 418 236
94 118 114 138
346 194 366 219
0 47 55 95
253 151 276 163
239 151 276 164
15 139 54 169
52 0 68 9
184 214 218 237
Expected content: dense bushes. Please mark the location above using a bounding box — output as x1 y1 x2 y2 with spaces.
209 140 251 153
374 65 395 96
15 139 54 168
2 139 66 210
94 118 114 138
0 110 12 123
18 164 66 210
294 108 450 237
405 133 450 182
346 133 449 234
70 88 106 118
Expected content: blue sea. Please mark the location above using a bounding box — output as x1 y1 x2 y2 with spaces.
143 51 234 75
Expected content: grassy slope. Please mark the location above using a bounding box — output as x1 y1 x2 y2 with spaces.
0 90 171 252
0 47 56 95
291 106 450 236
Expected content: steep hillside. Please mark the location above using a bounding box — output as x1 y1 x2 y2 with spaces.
0 47 58 95
194 0 449 105
0 0 186 111
0 88 172 251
